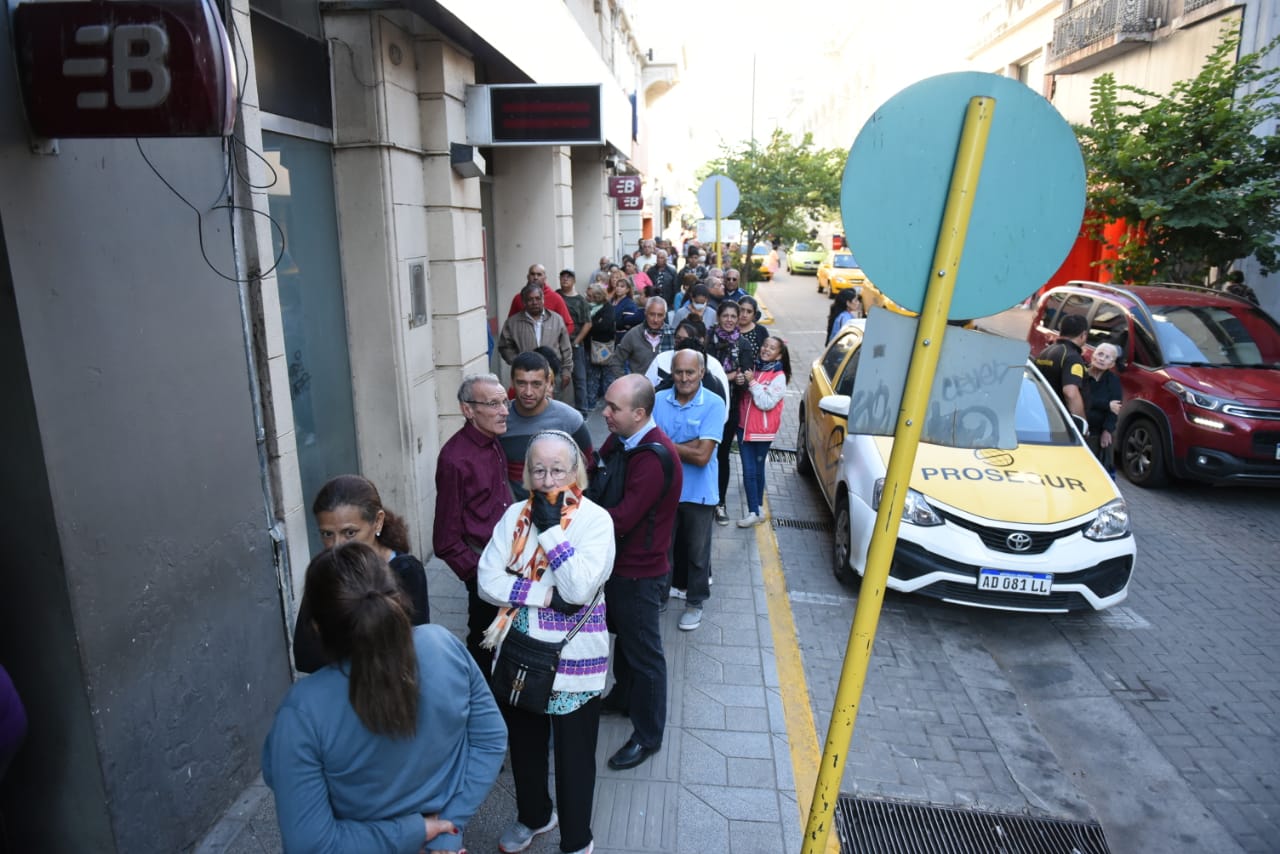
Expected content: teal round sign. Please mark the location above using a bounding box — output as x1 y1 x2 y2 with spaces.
841 72 1085 320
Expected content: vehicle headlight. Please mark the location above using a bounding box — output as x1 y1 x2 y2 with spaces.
1083 499 1131 541
1164 380 1234 412
873 479 943 526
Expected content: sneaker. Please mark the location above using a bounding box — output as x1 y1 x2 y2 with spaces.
736 513 760 528
669 587 687 600
498 812 558 853
714 504 729 525
564 844 594 854
678 607 703 631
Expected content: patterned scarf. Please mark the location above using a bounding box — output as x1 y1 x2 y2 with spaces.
713 325 742 373
480 484 584 650
756 358 783 374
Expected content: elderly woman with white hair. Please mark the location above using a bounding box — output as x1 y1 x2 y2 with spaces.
1085 342 1124 475
478 429 616 854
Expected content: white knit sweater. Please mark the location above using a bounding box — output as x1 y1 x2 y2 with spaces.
477 498 616 695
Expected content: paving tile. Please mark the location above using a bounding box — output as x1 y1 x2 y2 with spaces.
685 784 782 822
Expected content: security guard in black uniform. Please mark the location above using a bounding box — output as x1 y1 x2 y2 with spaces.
1034 313 1089 420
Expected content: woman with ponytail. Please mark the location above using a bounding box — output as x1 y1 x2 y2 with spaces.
478 430 615 854
293 474 430 673
264 542 506 853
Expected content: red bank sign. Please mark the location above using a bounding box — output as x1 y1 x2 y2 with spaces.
12 0 236 138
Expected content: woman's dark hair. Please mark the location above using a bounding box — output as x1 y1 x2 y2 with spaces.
675 319 707 350
680 270 699 288
305 543 419 738
738 295 759 322
827 289 859 337
716 300 740 320
313 475 410 554
534 345 562 380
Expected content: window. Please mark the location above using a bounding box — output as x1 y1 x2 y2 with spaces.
821 332 859 384
1088 301 1128 349
1039 292 1066 329
834 349 863 396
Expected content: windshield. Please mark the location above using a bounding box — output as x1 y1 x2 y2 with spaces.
752 245 770 255
1152 305 1280 367
1014 367 1077 445
833 255 859 269
794 242 815 252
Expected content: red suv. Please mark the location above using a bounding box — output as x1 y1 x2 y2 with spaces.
1028 282 1280 487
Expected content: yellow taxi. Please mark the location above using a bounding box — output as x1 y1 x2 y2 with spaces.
749 243 775 280
816 251 869 298
797 319 1136 612
859 279 916 316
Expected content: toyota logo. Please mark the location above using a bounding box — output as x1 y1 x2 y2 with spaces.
1006 532 1033 552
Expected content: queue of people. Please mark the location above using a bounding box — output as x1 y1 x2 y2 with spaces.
262 240 791 854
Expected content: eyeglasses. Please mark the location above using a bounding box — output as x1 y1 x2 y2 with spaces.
530 467 571 481
467 399 511 410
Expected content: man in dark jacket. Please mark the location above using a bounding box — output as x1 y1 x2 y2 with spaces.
650 249 680 307
596 374 682 771
1034 313 1089 420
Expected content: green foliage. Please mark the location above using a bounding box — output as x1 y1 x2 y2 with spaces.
1075 26 1280 283
696 129 845 267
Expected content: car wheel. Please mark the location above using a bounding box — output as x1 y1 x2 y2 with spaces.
796 406 814 477
817 280 824 293
1120 417 1169 488
833 494 857 585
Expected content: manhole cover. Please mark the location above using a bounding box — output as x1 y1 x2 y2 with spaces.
835 795 1110 853
771 517 832 532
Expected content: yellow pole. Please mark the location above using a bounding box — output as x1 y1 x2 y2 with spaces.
800 95 996 854
715 182 723 275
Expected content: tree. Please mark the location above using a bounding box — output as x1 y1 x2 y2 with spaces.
697 130 846 273
1075 27 1280 284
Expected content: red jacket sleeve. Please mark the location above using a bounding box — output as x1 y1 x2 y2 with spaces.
432 453 479 581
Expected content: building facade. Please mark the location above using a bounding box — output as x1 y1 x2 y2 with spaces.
0 1 672 849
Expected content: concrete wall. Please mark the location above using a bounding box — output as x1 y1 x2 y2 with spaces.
0 13 291 851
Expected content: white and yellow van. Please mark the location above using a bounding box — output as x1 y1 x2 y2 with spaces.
798 320 1135 613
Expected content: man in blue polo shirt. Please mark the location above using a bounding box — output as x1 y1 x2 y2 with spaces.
653 349 726 631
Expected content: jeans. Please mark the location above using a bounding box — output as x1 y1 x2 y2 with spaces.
586 358 609 410
571 343 588 417
603 574 668 750
737 431 771 515
671 503 714 608
502 697 600 852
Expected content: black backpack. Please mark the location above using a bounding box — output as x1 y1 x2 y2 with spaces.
586 441 674 549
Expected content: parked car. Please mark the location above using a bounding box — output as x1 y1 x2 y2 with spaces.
1027 282 1280 487
787 241 826 275
816 251 870 298
750 243 774 280
798 320 1135 613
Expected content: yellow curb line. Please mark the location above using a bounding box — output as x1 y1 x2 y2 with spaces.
755 496 841 854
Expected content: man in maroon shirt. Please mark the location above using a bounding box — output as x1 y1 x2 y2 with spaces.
596 374 682 770
433 373 514 674
507 263 575 335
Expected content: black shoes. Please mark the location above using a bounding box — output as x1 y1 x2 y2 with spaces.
607 739 659 770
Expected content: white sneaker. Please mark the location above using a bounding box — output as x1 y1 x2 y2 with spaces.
736 513 760 528
498 812 558 853
669 587 687 600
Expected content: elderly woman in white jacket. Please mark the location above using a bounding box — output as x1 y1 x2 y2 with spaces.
478 429 615 854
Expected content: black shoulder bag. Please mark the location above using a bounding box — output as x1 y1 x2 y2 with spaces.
491 590 601 713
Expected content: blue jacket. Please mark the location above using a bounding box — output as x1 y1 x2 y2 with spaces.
263 625 507 853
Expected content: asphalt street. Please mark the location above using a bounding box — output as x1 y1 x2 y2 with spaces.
756 265 1279 854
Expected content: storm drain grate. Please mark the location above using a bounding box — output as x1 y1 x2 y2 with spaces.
769 447 798 462
835 795 1111 854
771 517 833 533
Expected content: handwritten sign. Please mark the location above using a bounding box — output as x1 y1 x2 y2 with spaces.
848 310 1029 449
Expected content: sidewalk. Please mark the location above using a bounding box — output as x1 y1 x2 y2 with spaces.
197 452 808 854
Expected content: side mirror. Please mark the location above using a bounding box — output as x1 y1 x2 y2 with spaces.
819 394 851 419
